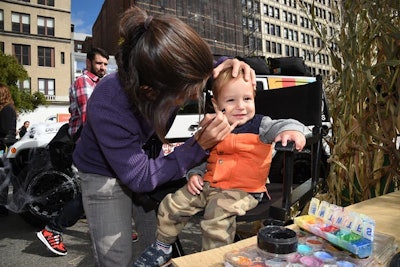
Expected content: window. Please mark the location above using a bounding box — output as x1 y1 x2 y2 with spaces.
271 42 276 53
274 8 280 19
12 12 30 33
17 78 31 92
265 22 269 34
37 16 54 36
288 29 293 40
247 0 253 10
38 46 55 67
13 44 31 65
255 19 261 31
254 1 260 12
277 43 282 55
0 10 4 31
266 40 271 52
38 78 55 96
268 6 274 17
38 0 54 6
0 42 4 53
276 25 281 37
270 24 275 35
248 18 254 30
61 52 65 64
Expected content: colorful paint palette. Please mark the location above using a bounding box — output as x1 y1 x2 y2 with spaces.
294 198 375 258
224 228 397 267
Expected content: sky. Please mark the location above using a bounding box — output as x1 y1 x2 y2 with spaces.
71 0 104 35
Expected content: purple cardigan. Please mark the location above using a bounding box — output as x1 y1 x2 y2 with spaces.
73 73 208 192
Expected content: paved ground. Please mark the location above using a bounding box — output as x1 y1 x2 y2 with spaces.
0 210 205 267
0 209 259 267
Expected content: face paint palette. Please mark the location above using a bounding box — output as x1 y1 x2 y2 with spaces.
224 197 397 267
224 227 396 267
293 198 375 258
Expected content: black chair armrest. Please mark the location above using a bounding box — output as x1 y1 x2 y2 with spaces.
274 141 296 152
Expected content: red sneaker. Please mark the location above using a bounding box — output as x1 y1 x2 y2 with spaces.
36 229 67 256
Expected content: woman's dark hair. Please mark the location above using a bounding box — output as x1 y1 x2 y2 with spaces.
116 6 214 142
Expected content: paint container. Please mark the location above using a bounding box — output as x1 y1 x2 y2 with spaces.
299 255 324 267
297 243 313 255
257 225 298 255
313 250 336 263
336 260 357 267
305 236 324 250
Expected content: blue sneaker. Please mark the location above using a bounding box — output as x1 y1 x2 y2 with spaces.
133 242 172 267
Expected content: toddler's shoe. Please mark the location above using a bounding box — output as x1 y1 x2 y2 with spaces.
133 242 172 267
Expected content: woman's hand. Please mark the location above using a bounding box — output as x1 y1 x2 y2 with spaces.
187 174 204 195
195 105 238 150
213 58 256 89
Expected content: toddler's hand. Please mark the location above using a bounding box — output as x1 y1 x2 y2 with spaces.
274 130 306 151
187 174 204 195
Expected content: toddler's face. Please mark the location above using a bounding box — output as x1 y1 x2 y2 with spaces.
214 78 255 126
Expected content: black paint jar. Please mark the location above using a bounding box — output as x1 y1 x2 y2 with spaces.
257 225 298 254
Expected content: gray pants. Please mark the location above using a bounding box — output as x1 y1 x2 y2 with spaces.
80 172 156 267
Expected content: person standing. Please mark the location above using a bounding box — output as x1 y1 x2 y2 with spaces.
0 83 17 216
72 6 256 267
36 47 109 256
17 121 30 139
68 47 109 137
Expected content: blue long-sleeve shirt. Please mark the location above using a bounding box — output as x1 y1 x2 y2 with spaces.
72 73 208 193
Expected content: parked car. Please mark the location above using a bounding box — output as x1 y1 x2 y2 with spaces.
6 121 79 227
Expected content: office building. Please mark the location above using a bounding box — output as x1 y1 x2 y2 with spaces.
92 0 337 77
0 0 72 103
242 0 337 76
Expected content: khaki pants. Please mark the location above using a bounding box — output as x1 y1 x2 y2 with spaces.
156 182 258 250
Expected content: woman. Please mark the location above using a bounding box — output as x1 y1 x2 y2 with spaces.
0 83 17 216
73 6 256 267
0 83 17 151
17 121 30 139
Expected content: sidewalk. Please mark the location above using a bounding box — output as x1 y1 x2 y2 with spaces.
0 211 203 267
0 212 93 267
0 209 257 266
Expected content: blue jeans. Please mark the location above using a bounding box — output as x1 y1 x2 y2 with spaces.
79 171 136 267
46 192 84 233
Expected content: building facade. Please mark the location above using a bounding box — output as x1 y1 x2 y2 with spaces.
0 0 72 103
92 0 337 77
91 0 244 57
242 0 337 76
0 0 337 105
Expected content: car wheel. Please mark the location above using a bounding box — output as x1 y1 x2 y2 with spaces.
17 167 79 228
